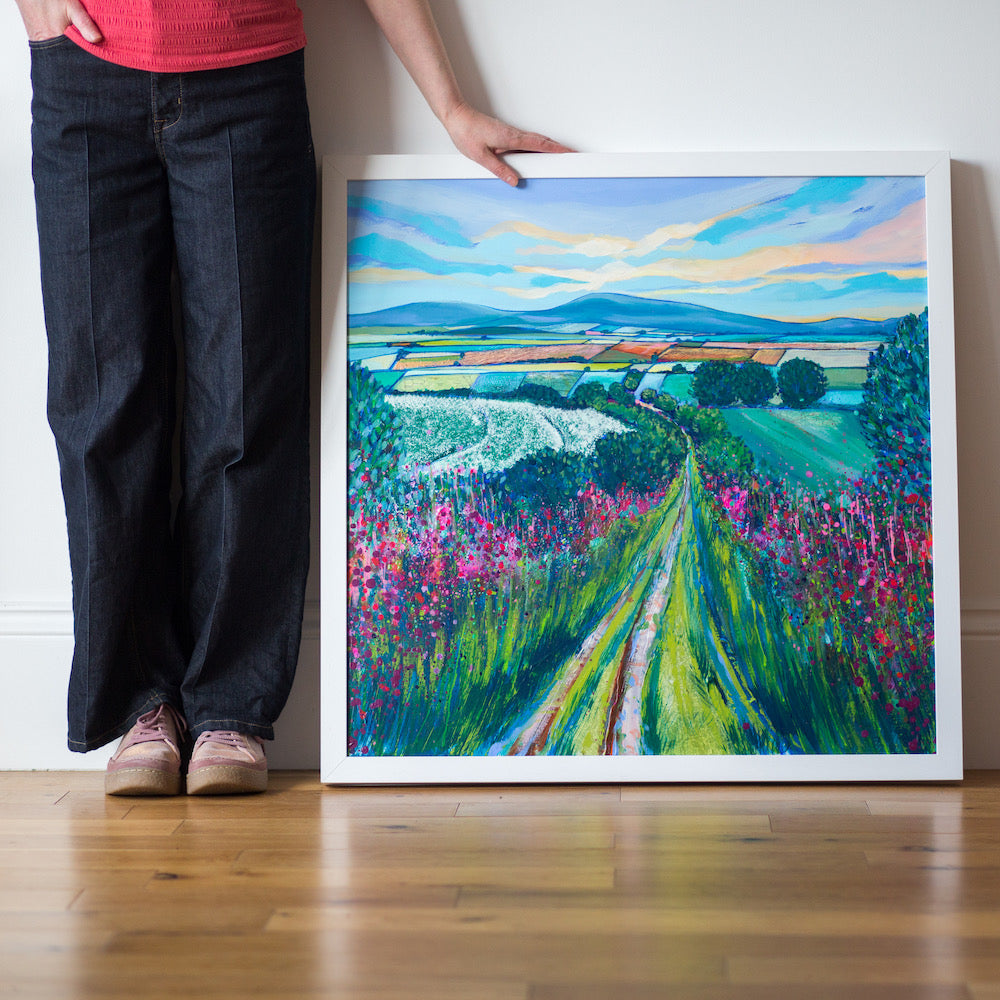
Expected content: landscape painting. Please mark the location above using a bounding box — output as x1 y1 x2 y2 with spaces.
322 153 960 782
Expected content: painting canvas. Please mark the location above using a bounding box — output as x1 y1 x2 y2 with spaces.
321 152 960 783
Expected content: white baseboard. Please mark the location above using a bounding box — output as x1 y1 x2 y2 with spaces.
0 602 73 637
959 608 1000 638
0 600 321 640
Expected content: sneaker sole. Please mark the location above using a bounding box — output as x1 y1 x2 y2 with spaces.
105 767 182 797
186 766 267 796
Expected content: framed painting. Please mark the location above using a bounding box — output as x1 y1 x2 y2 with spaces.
320 151 961 783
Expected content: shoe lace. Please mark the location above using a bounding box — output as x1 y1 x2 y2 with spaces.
194 730 261 760
127 705 184 753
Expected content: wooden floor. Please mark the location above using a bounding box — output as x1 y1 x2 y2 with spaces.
2 771 1000 999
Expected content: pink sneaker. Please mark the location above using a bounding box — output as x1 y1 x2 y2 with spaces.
105 704 186 796
186 730 267 796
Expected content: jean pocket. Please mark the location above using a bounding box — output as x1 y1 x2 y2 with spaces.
28 34 71 51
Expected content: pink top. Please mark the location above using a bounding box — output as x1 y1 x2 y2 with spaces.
65 0 306 73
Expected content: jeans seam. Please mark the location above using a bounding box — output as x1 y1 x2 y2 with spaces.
181 122 245 712
151 74 183 161
160 74 183 134
81 100 98 740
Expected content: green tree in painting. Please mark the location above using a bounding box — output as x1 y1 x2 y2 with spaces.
777 357 828 409
691 359 739 406
858 309 931 495
503 447 593 507
671 402 755 476
735 360 777 406
652 392 678 415
607 381 631 405
573 382 609 409
514 382 565 407
593 425 685 494
347 362 401 496
696 434 756 479
622 367 643 393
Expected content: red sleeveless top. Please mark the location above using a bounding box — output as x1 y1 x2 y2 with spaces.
66 0 306 73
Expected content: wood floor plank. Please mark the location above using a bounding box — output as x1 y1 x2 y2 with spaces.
0 847 242 871
0 917 115 954
619 789 874 814
969 985 1000 999
4 798 131 820
455 795 742 817
768 812 971 835
67 888 278 933
865 798 1000 817
265 905 1000 938
0 887 81 912
865 849 1000 869
228 862 615 892
173 814 617 849
728 953 1000 985
98 930 727 986
534 986 973 1000
0 771 102 797
0 866 151 891
4 967 528 1000
235 844 619 868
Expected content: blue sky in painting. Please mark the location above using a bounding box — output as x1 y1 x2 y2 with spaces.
346 175 928 322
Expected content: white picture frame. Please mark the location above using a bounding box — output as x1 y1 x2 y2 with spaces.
320 151 960 784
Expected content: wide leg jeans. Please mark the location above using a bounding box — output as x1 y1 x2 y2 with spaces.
29 39 315 751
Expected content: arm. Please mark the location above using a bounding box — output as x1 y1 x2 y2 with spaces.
361 0 570 186
13 0 101 41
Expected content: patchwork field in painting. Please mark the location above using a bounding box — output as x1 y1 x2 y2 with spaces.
345 174 934 759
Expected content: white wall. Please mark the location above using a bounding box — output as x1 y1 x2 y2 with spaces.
2 0 999 769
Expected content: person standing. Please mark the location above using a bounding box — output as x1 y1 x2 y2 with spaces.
14 0 568 795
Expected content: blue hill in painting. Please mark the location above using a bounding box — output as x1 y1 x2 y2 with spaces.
351 293 900 339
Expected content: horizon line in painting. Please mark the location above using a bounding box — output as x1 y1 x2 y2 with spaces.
345 171 936 759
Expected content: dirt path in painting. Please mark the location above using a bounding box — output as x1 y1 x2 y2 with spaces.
503 457 692 757
604 459 692 755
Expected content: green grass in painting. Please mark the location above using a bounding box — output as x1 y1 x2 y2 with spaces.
721 407 874 489
824 367 869 388
365 370 406 390
658 373 695 402
642 478 765 756
393 373 478 392
523 371 582 395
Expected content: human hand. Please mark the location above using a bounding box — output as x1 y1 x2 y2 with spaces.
14 0 102 42
441 101 573 188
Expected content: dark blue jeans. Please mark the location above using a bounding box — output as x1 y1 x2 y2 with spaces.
30 39 315 752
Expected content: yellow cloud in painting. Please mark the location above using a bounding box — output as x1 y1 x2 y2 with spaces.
348 266 438 284
478 202 751 260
